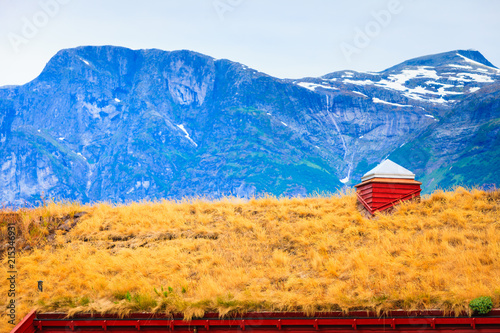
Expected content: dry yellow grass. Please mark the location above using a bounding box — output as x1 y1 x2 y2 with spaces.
1 187 500 332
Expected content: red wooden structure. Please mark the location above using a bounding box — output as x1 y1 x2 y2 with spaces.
11 310 500 333
355 159 421 215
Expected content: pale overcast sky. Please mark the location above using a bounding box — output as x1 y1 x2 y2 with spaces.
0 0 499 86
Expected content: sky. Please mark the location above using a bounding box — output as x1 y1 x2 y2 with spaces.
0 0 499 87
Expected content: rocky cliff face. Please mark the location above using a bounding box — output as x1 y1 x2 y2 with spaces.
0 46 498 205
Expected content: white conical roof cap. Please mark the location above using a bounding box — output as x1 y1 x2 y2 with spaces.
361 159 415 181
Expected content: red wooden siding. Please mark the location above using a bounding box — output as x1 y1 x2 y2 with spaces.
355 178 422 214
9 310 36 333
11 310 500 333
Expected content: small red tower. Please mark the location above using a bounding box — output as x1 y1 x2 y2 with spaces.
355 159 421 215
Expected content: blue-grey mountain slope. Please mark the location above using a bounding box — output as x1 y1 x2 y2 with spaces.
0 46 498 205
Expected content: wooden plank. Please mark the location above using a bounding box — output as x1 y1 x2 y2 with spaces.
10 310 36 333
369 191 419 199
360 190 420 201
373 190 421 212
364 190 420 198
370 183 421 190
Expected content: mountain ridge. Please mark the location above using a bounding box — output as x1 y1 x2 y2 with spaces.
381 49 498 73
0 46 498 205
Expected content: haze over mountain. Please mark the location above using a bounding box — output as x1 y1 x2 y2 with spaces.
0 46 498 205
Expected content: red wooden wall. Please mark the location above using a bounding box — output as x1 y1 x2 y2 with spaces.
356 178 421 214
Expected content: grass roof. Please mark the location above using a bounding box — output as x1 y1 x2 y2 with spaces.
1 187 499 332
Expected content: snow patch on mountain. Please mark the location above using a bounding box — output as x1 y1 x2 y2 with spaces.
372 98 411 108
437 87 462 95
343 79 374 86
352 91 367 97
77 152 87 161
176 124 198 147
456 53 496 70
375 67 440 92
447 73 494 83
339 176 349 184
297 82 338 91
333 57 498 105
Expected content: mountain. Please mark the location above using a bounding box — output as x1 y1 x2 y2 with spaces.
390 81 500 192
0 46 499 205
292 49 500 192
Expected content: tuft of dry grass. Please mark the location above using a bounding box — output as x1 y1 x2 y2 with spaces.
1 187 499 332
